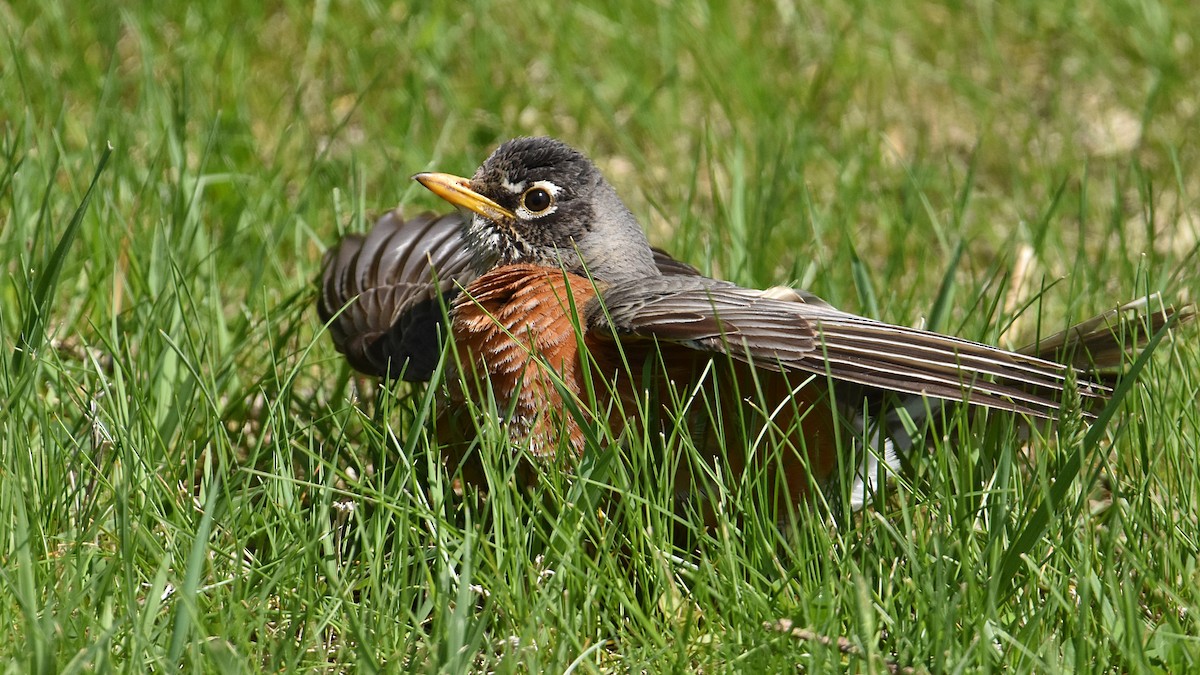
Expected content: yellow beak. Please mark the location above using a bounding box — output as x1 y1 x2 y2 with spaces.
412 172 516 222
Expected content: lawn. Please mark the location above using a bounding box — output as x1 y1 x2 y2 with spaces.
2 0 1198 671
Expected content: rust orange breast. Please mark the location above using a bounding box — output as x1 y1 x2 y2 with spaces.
448 264 607 458
443 263 843 511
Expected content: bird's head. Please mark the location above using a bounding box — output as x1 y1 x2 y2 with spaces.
414 137 659 281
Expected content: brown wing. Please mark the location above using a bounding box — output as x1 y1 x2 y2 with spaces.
589 275 1112 418
319 212 701 380
318 211 476 380
650 247 701 276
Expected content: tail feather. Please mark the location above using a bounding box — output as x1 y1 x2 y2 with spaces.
1020 294 1194 375
851 295 1194 511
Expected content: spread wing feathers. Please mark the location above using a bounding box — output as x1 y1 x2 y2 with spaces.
318 210 476 380
318 212 703 380
591 276 1110 418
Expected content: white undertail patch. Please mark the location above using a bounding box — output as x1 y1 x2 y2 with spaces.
847 395 931 511
847 418 900 512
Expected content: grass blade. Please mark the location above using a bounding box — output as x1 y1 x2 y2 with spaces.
10 143 112 376
998 310 1183 590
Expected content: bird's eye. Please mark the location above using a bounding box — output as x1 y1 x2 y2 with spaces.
522 187 553 213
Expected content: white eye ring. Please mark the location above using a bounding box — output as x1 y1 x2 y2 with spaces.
516 180 561 219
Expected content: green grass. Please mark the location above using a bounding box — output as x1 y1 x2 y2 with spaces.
3 0 1199 671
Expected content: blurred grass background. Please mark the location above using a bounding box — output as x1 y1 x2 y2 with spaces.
2 0 1198 671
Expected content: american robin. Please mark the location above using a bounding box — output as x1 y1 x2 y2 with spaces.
320 137 1187 514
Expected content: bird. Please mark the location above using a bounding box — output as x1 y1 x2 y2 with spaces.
319 136 1187 517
